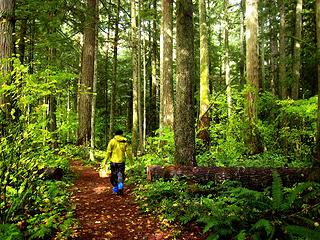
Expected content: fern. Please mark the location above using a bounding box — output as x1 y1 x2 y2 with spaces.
251 219 274 236
0 224 23 240
286 225 320 240
271 171 283 210
202 217 219 233
236 230 246 240
283 182 312 210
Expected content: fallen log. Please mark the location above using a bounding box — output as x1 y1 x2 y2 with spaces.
147 165 317 190
39 167 64 180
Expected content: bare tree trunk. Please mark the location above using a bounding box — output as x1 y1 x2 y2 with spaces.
245 0 262 154
137 0 143 153
239 0 246 87
175 0 196 166
292 0 303 100
259 0 266 91
224 0 232 117
198 0 211 146
269 0 278 96
279 0 287 99
109 0 120 140
143 35 147 153
104 0 112 145
160 0 174 132
149 0 158 133
131 0 139 156
77 0 97 146
0 0 14 136
90 2 99 161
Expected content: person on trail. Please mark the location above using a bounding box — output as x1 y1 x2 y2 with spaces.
103 129 133 195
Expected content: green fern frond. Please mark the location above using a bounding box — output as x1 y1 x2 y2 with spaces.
251 219 274 236
286 225 320 240
202 217 219 233
236 230 246 240
272 171 283 210
284 182 312 210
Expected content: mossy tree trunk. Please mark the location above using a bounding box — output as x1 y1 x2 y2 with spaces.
198 0 211 146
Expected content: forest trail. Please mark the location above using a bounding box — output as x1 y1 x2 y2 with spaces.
70 160 205 240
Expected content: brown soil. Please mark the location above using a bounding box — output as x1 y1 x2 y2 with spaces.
70 161 207 240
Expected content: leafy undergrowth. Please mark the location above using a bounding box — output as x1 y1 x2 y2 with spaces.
0 139 78 239
132 173 320 240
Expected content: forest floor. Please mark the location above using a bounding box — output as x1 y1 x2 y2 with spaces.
70 160 207 240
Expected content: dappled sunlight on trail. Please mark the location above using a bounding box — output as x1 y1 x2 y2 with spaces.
70 161 204 240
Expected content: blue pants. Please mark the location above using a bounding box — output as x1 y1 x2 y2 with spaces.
110 162 125 187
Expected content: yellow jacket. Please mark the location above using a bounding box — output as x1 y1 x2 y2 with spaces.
106 135 133 164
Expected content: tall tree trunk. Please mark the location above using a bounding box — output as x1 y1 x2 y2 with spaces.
175 0 196 166
279 0 287 99
104 0 112 145
259 0 266 91
77 0 97 146
0 0 14 136
109 0 120 140
143 36 147 153
245 0 262 154
269 0 278 96
292 0 303 100
47 5 58 148
224 0 232 117
198 0 211 145
160 0 174 131
239 0 246 87
149 0 158 133
90 2 99 161
137 0 143 153
131 0 139 156
315 0 320 163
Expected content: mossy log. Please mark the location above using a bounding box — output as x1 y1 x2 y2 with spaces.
147 165 316 190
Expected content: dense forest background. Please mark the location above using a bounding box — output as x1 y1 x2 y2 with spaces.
1 0 320 239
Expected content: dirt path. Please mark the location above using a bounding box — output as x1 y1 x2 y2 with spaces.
70 161 206 240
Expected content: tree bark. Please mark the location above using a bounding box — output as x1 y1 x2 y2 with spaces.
109 0 120 140
239 0 245 87
0 0 14 136
279 0 287 99
245 0 262 154
90 2 99 161
197 0 211 146
160 0 174 132
292 0 303 100
147 165 314 190
175 0 196 166
77 0 97 146
149 0 158 134
131 0 139 156
269 0 278 96
224 0 231 117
